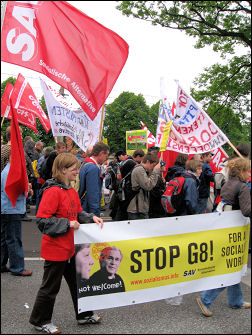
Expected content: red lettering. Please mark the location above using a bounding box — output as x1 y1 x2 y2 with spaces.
184 146 190 153
181 127 188 134
188 136 201 146
179 95 187 108
204 143 211 151
200 130 211 143
208 121 218 135
169 129 177 141
193 120 198 129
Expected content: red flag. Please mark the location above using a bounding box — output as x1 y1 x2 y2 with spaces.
4 100 28 208
11 74 51 132
1 81 38 133
1 1 129 120
141 122 156 148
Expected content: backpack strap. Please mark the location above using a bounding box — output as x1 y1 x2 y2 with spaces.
79 161 94 200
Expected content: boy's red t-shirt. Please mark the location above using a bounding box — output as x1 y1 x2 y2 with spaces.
36 186 83 261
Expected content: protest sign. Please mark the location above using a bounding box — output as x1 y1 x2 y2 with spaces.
1 1 128 120
74 211 249 312
1 80 37 133
40 79 103 152
140 121 156 148
165 85 229 154
12 74 51 132
126 130 148 155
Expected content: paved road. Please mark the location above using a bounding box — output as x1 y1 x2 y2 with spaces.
1 205 251 334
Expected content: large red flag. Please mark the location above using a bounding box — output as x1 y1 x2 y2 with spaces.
4 100 28 208
1 81 38 133
1 1 129 120
11 74 51 132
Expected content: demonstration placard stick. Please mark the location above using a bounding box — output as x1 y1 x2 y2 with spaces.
227 141 244 159
99 104 105 141
1 117 5 128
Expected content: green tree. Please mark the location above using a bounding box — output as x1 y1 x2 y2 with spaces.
117 1 251 147
103 91 157 153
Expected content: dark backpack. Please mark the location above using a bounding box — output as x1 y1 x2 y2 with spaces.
39 157 48 180
104 164 118 191
117 166 140 206
161 174 192 214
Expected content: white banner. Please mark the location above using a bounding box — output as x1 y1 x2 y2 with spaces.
74 211 249 312
40 79 104 151
156 82 229 154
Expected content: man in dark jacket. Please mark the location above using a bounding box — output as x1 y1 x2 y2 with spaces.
196 152 214 214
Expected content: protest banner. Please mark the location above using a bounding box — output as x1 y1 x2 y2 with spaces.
1 74 51 133
210 146 229 174
164 84 229 154
140 121 156 148
40 78 103 152
5 100 28 207
1 1 128 120
74 211 249 312
1 81 38 133
126 130 148 155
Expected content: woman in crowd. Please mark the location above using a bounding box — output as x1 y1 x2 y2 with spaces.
29 153 103 334
196 157 251 317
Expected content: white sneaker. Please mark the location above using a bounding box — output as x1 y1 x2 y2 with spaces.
34 323 62 334
77 313 102 324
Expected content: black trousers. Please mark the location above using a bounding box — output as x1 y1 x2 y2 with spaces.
29 255 93 326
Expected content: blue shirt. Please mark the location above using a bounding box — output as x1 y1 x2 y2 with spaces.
1 163 26 214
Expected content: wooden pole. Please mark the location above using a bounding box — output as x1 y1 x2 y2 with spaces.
99 104 105 141
1 117 5 128
227 141 244 159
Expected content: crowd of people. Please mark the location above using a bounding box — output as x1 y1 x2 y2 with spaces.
1 125 251 334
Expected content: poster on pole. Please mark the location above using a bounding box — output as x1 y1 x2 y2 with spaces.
126 130 148 155
40 78 103 152
74 211 249 312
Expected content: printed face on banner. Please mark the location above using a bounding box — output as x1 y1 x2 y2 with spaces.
75 213 249 313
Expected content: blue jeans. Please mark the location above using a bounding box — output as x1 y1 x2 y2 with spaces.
1 214 25 274
196 197 208 214
201 282 243 308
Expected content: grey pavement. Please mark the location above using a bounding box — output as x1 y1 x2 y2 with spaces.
1 205 251 334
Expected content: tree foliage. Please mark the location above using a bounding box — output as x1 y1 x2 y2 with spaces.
103 92 158 153
117 1 251 52
116 1 251 149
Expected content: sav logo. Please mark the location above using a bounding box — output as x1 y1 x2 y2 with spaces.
5 1 42 62
92 243 110 260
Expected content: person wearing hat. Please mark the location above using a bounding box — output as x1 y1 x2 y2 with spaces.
196 152 214 214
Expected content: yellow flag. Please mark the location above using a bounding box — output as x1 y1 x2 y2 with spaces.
160 121 173 152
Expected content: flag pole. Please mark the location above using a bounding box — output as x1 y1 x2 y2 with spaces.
227 141 244 159
1 117 5 128
99 104 105 141
1 1 7 32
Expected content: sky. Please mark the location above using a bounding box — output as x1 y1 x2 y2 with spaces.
1 1 226 108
